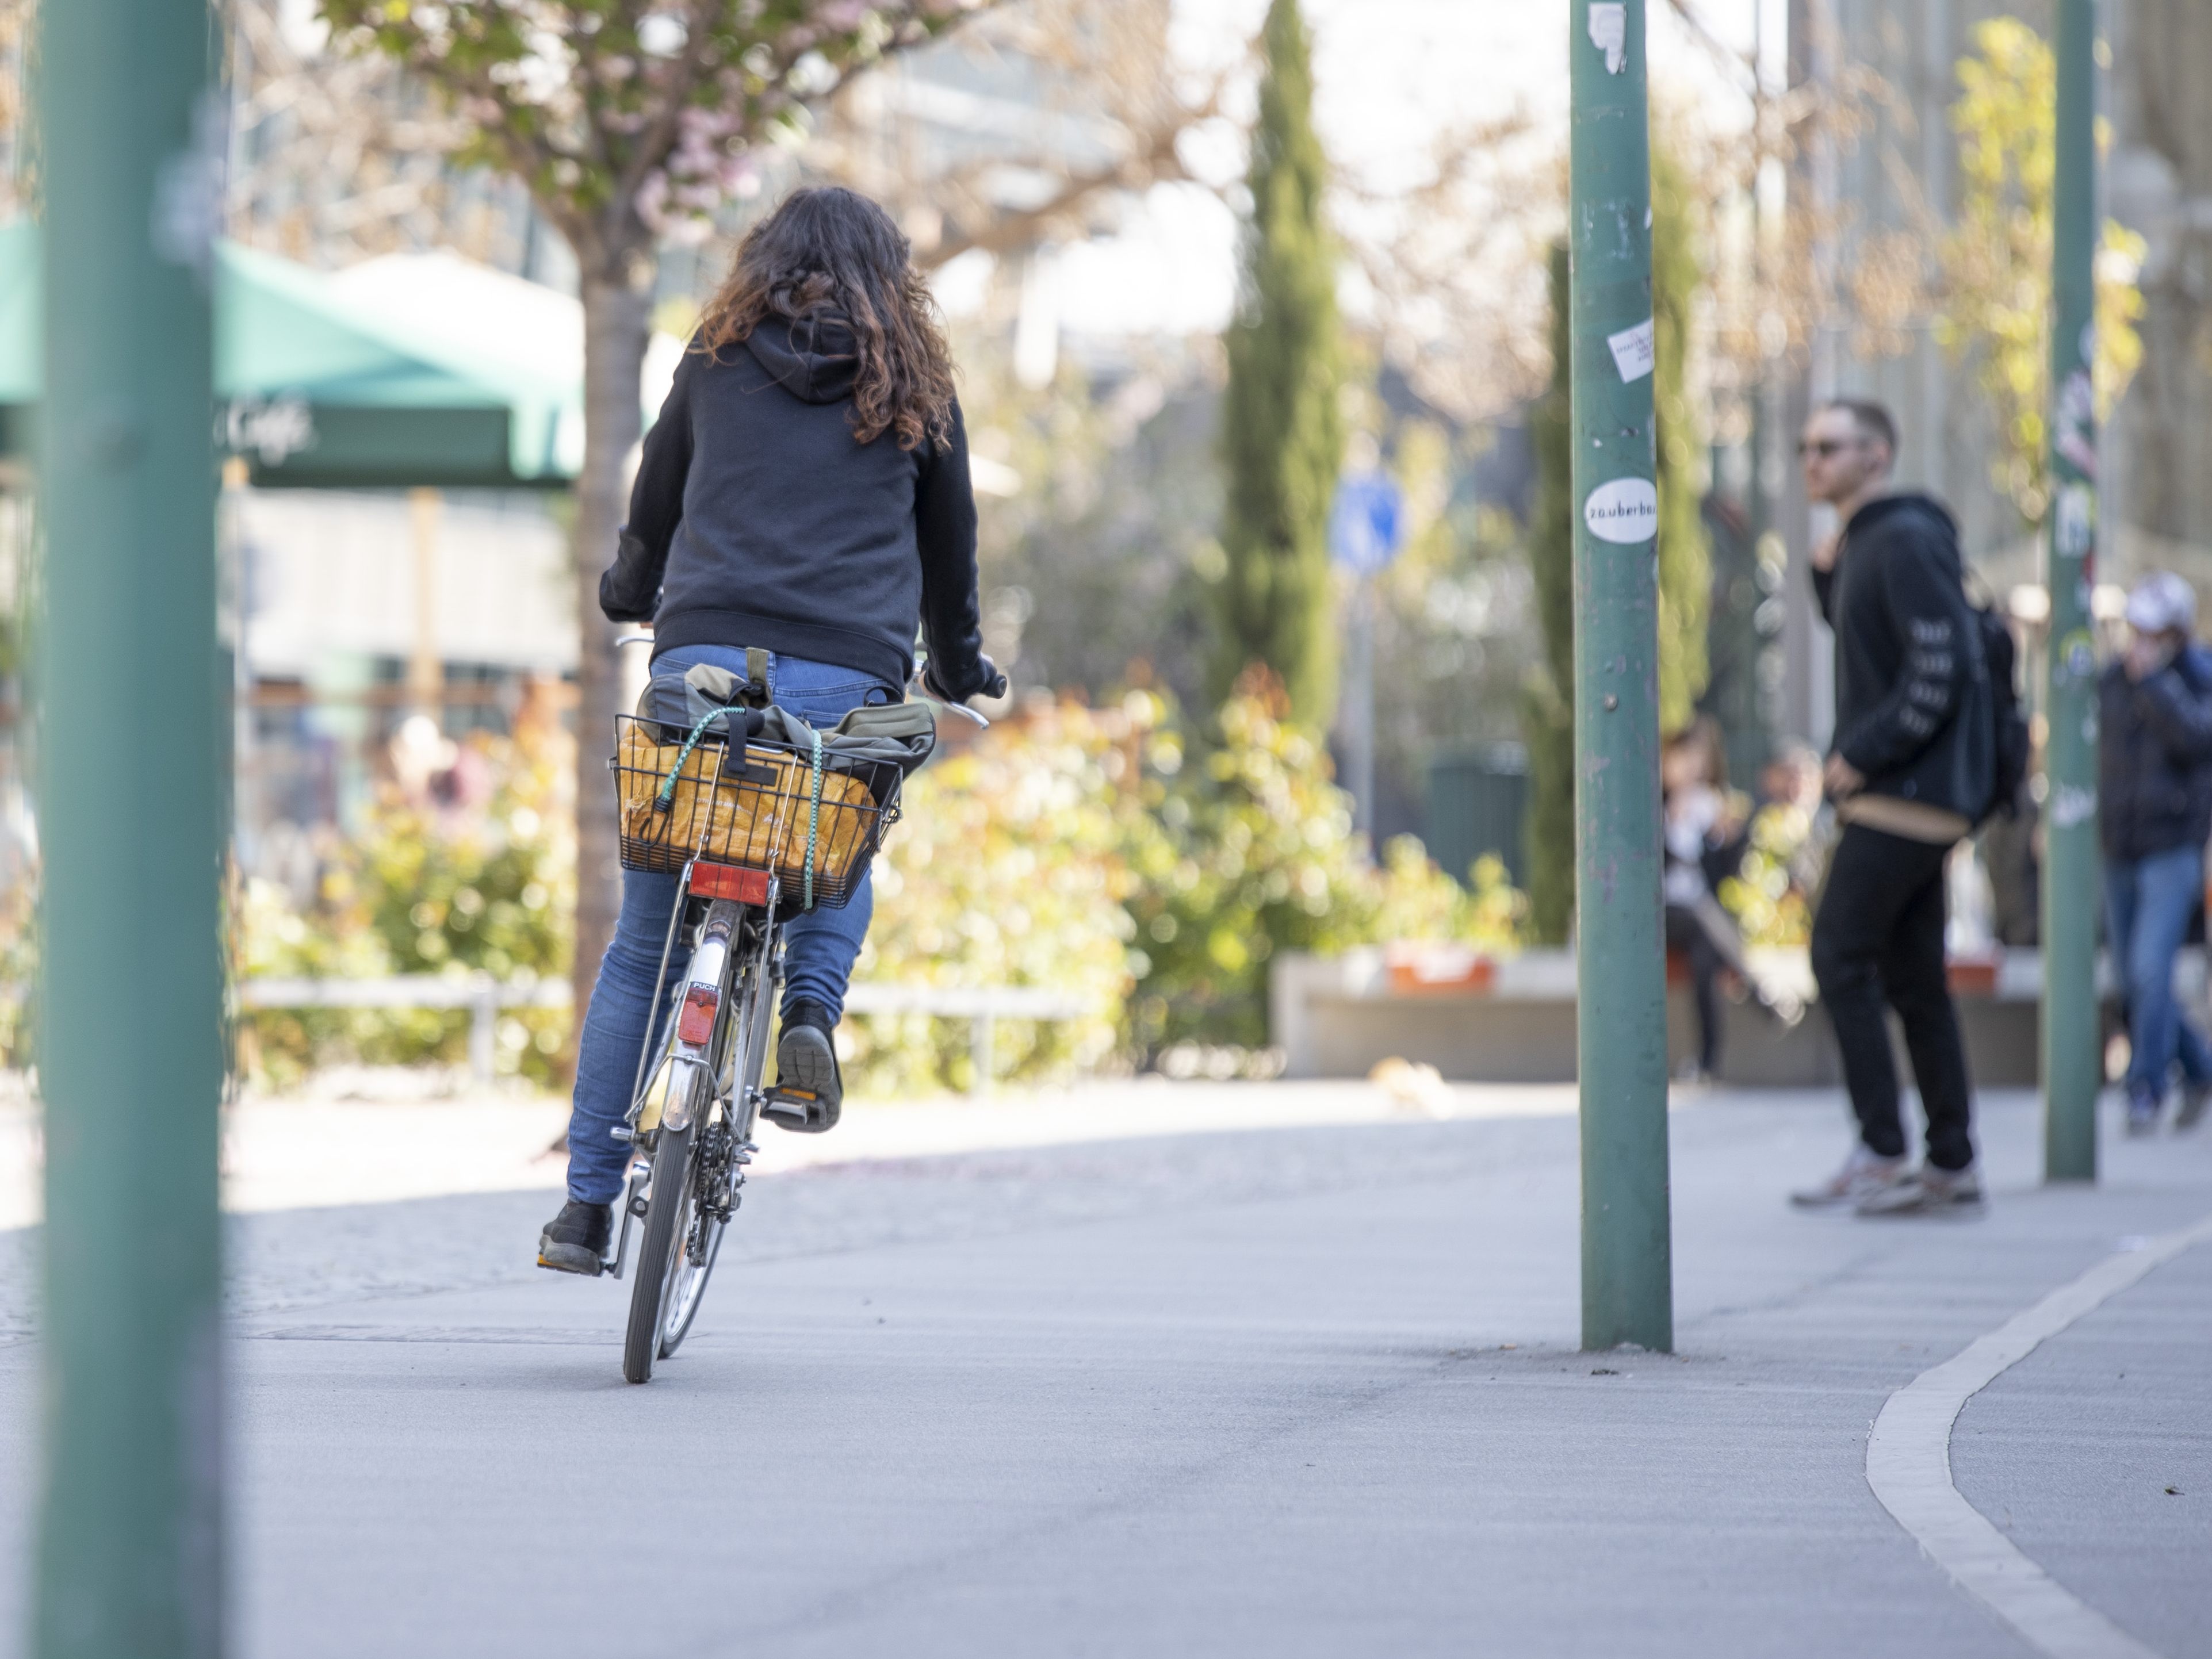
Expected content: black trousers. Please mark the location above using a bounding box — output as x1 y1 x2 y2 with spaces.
1809 824 1976 1171
1664 904 1724 1073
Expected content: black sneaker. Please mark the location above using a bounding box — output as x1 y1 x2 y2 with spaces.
2126 1087 2162 1137
763 999 843 1133
2178 1081 2210 1132
537 1199 613 1275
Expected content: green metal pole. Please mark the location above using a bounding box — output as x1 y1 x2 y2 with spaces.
1570 0 1672 1353
36 1 225 1653
2042 0 2100 1183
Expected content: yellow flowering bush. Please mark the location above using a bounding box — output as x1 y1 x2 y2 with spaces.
1372 841 1526 951
1717 801 1815 949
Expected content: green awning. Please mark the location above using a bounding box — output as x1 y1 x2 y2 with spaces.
0 221 584 488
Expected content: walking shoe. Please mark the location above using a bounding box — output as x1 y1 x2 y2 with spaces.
1855 1162 1984 1216
763 999 843 1133
1789 1143 1907 1208
2177 1081 2211 1132
2126 1087 2162 1137
537 1199 613 1275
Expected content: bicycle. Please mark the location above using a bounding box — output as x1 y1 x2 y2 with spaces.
591 641 986 1383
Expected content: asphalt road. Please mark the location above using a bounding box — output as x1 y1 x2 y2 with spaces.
1 1089 2207 1657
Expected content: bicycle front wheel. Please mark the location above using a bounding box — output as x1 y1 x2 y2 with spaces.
622 1120 695 1385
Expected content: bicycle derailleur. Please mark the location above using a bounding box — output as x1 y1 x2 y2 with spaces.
694 1116 753 1225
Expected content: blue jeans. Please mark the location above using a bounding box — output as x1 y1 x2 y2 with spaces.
564 646 897 1203
2105 843 2212 1105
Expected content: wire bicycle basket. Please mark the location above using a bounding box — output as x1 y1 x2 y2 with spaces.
611 714 903 909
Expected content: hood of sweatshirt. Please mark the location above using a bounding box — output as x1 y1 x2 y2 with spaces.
745 309 860 404
1844 491 1959 549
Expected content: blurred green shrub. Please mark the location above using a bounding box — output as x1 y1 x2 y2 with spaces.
845 697 1150 1096
1126 671 1524 1055
0 873 33 1070
232 677 1526 1094
236 713 574 1089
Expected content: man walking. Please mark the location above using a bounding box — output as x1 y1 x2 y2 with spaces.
2099 572 2212 1135
1789 400 1995 1215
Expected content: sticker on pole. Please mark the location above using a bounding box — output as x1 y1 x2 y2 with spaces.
1583 478 1658 545
1607 319 1655 382
1588 4 1627 74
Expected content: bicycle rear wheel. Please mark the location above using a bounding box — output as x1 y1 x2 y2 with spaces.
622 1119 695 1385
653 957 772 1359
654 1111 727 1361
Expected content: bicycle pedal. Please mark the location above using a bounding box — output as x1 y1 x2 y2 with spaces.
537 1250 604 1278
761 1088 837 1133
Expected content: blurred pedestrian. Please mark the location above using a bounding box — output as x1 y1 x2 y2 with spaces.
1788 400 1995 1216
1662 719 1804 1083
2098 571 2212 1135
1663 719 1744 1083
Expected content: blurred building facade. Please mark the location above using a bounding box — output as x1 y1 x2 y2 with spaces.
231 487 573 871
1794 0 2212 744
2108 0 2212 601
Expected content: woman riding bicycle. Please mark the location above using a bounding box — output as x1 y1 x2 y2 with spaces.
540 186 1004 1274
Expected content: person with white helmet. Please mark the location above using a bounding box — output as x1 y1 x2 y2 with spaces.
2099 570 2212 1135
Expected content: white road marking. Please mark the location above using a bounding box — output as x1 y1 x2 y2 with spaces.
1866 1210 2212 1659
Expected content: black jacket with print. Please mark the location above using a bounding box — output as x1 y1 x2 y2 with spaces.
1811 492 1995 820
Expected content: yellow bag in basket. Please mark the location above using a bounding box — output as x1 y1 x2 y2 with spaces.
615 721 874 890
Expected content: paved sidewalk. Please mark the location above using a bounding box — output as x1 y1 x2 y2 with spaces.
0 1085 2206 1656
0 1074 1562 1225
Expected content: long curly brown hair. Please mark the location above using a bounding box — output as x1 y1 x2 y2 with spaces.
695 187 956 451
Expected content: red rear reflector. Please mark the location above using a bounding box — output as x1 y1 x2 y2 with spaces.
676 984 720 1047
689 860 772 905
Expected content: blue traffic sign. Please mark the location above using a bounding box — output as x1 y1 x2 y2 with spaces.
1330 472 1404 574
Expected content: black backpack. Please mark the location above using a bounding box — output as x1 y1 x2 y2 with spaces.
1974 600 2030 819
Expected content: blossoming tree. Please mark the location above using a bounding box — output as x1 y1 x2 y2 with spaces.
316 0 990 1039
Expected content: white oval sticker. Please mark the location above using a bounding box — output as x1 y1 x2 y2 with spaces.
1583 477 1659 545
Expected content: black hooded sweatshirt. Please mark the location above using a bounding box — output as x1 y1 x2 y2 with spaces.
599 311 992 699
2098 646 2212 862
1811 492 1995 821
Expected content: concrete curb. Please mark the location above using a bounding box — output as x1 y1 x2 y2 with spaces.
1866 1209 2212 1658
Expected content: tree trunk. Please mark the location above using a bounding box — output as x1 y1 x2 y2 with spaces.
1522 244 1575 945
569 270 653 1068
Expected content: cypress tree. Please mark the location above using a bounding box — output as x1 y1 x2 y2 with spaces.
1651 147 1711 735
1521 150 1709 941
1211 0 1344 725
1521 245 1576 944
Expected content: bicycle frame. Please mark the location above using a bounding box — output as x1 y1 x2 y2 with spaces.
594 673 981 1373
596 858 782 1282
